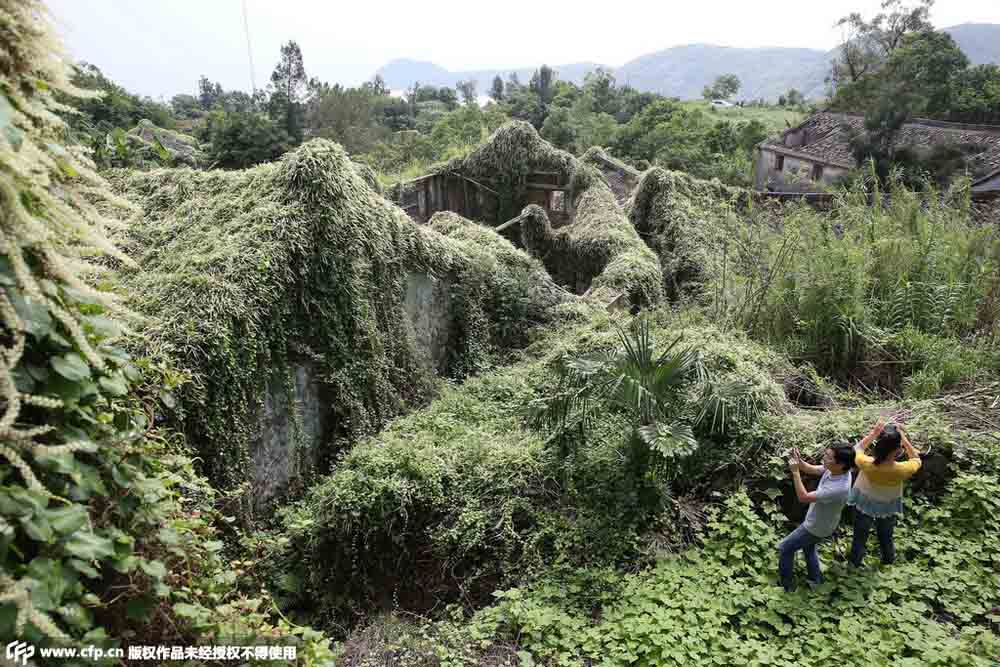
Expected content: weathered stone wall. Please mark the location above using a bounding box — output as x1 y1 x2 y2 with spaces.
404 272 454 375
250 272 455 508
252 363 324 510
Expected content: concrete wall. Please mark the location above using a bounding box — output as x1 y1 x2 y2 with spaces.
252 363 323 511
403 271 454 375
249 271 455 509
756 149 846 192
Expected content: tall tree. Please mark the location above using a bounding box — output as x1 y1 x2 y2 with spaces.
198 75 223 110
702 74 741 101
505 72 522 97
456 80 478 107
885 30 968 116
369 74 389 97
490 74 505 102
584 68 618 115
269 40 307 140
529 65 557 105
830 0 934 88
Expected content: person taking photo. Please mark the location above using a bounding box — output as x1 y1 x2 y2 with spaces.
778 442 854 591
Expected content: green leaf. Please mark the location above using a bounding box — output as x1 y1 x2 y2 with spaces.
68 558 100 579
9 292 52 337
51 353 91 381
19 513 53 542
48 505 89 535
173 602 204 619
64 531 115 560
81 315 122 340
126 595 157 621
98 373 128 396
139 559 167 580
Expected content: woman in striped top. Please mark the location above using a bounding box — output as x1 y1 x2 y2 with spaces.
847 420 922 567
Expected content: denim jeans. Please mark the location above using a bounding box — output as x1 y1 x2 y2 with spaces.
849 511 896 566
778 524 823 591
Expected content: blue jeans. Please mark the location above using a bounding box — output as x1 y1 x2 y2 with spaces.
778 524 823 591
849 511 896 566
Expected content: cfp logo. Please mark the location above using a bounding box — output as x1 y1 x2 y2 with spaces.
5 641 35 665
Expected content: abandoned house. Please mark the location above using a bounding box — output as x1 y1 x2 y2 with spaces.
755 112 1000 193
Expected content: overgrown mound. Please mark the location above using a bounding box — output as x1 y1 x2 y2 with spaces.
427 211 574 327
580 146 641 204
441 120 575 183
626 168 750 300
521 168 664 309
108 140 567 503
264 310 791 633
128 119 204 167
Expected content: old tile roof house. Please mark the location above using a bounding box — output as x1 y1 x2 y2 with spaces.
755 111 1000 193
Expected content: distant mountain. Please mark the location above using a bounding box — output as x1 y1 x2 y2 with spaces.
943 23 1000 66
376 59 608 95
376 24 999 102
617 44 831 101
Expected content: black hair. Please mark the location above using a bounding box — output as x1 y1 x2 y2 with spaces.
828 442 855 470
873 424 902 464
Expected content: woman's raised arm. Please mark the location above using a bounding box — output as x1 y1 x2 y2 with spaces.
856 419 885 452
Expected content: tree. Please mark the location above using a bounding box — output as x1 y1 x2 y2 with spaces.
785 89 805 106
304 83 386 155
198 75 223 109
269 40 307 140
949 65 1000 122
885 30 968 116
171 93 202 119
490 75 505 102
584 67 618 115
830 0 934 89
505 72 522 97
702 74 741 101
529 65 557 105
203 109 293 169
456 80 478 107
368 74 389 97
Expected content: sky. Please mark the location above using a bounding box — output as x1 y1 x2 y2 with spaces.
46 0 999 101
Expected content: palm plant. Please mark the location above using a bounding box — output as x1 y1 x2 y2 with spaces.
528 316 761 493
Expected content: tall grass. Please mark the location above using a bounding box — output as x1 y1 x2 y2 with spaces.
712 173 1000 393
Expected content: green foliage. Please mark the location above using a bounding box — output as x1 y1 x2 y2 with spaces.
518 166 664 309
267 311 790 633
529 316 766 496
109 143 566 498
459 478 1000 666
201 109 293 169
711 176 1000 383
702 73 741 101
0 3 334 659
626 167 747 302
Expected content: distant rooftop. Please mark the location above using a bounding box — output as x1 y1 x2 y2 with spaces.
760 112 1000 179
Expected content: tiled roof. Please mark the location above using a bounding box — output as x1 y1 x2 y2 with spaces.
761 112 1000 178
